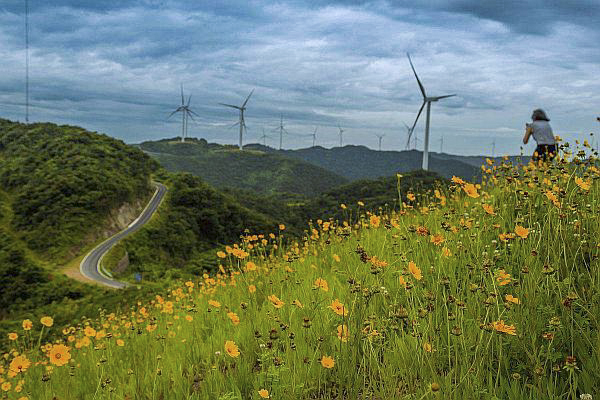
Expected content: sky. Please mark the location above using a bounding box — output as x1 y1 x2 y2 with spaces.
1 0 599 156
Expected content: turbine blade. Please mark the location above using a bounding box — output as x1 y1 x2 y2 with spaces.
219 103 241 109
407 101 426 148
188 109 200 117
229 121 240 129
407 53 427 99
242 89 254 108
167 110 180 119
433 94 456 100
185 111 196 121
187 94 192 106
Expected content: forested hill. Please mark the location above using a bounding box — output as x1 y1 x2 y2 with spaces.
245 144 483 181
138 138 348 196
0 119 158 260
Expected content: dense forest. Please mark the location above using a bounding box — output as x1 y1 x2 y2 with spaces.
0 119 158 260
139 138 348 196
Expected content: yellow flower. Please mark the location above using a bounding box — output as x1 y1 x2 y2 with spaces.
208 300 221 308
463 183 480 198
227 312 240 325
515 225 529 239
224 340 240 358
332 254 340 262
369 215 381 228
321 355 335 369
8 333 18 341
84 326 96 337
279 224 286 230
9 355 30 375
48 344 71 367
430 234 445 246
258 389 270 398
496 269 512 286
423 342 434 353
40 316 53 327
357 201 364 206
217 251 227 258
314 278 329 292
245 261 257 272
248 285 256 293
482 204 495 215
1 382 11 392
406 193 416 201
575 177 590 191
268 294 285 309
337 325 349 342
116 339 125 347
451 176 465 185
292 299 304 308
505 294 520 304
408 261 422 281
329 299 348 317
491 320 517 336
146 324 157 332
185 315 193 322
22 319 32 331
441 247 452 258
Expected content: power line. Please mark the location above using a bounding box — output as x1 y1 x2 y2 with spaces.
25 0 29 123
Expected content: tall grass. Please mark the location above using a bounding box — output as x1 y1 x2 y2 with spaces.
2 144 598 399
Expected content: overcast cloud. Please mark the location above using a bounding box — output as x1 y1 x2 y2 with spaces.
1 0 599 155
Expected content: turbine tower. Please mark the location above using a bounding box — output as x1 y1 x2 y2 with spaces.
439 136 444 153
376 134 385 151
311 126 318 147
273 114 290 150
338 124 345 147
259 128 272 147
25 0 29 123
168 84 198 143
407 53 455 170
219 89 254 150
491 139 496 157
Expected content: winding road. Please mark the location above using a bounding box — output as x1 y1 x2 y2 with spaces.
79 182 167 289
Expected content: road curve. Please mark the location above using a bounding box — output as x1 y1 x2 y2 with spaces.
80 182 167 289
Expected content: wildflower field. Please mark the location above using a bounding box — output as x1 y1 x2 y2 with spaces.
2 147 598 399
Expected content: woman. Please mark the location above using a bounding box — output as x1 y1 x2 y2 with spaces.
523 109 557 161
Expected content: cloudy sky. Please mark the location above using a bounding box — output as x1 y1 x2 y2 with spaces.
1 0 599 155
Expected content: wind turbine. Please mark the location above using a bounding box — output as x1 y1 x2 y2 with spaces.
376 134 385 151
168 84 199 143
259 128 272 147
338 124 345 147
273 114 291 150
407 53 455 170
491 139 496 157
403 122 414 150
439 136 444 153
311 126 318 147
219 89 254 150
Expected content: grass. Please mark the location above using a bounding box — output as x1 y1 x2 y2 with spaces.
1 144 598 400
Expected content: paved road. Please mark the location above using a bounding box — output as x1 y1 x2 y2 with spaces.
80 182 167 289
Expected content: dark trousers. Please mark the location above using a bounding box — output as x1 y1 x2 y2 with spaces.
532 144 557 162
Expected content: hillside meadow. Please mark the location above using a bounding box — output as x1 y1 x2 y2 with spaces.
1 145 598 399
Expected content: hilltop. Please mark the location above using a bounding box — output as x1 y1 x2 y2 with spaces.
246 143 486 181
139 138 348 196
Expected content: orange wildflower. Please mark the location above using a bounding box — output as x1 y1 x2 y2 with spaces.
505 294 520 304
430 234 445 246
224 340 240 358
408 261 422 281
329 299 348 316
268 294 285 309
491 320 517 336
227 312 240 325
258 389 270 398
8 333 18 341
337 324 349 342
575 177 590 191
9 355 31 375
369 215 381 228
22 319 32 331
482 204 495 215
321 355 335 368
40 316 53 327
208 300 221 308
48 344 71 366
248 285 256 293
314 278 329 291
463 183 480 198
515 225 529 239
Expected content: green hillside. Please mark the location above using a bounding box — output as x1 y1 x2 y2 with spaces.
0 119 158 261
139 138 349 196
247 143 483 181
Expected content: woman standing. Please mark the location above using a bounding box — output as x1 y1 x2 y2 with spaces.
523 109 557 161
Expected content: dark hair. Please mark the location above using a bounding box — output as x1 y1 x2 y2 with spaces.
532 109 550 121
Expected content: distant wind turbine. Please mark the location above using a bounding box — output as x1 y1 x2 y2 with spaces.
376 134 385 151
219 89 254 150
259 128 272 147
311 126 318 147
491 139 496 157
273 114 290 150
439 136 444 153
403 122 414 150
338 124 345 147
168 84 199 143
407 53 456 170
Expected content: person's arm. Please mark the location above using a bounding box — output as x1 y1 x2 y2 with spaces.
523 124 532 144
